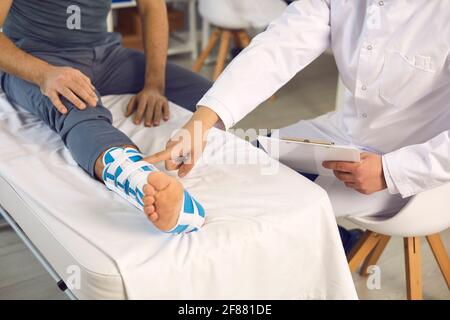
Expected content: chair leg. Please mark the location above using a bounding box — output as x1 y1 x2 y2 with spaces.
235 30 251 48
192 29 221 73
426 233 450 289
213 30 232 80
359 235 391 276
347 230 383 273
404 237 423 300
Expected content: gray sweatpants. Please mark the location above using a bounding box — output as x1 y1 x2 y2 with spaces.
1 36 212 178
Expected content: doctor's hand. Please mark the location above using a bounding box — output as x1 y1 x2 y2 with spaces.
145 106 219 178
322 152 387 195
126 87 170 127
40 66 98 114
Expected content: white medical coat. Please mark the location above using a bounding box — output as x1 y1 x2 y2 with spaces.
198 0 450 216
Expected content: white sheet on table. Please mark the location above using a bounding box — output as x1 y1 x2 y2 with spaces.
0 93 357 299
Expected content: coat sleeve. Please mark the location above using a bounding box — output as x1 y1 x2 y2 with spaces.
197 0 332 129
382 131 450 198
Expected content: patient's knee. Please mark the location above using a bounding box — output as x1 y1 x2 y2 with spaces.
52 97 113 140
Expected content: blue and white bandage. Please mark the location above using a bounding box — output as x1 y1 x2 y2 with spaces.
102 147 206 234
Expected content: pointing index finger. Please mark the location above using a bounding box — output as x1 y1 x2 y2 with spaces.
145 148 173 164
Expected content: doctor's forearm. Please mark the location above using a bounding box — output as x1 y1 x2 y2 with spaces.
189 106 220 129
196 1 331 130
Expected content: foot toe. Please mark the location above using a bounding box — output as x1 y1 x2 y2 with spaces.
148 212 158 222
143 184 156 196
144 205 155 215
143 195 155 206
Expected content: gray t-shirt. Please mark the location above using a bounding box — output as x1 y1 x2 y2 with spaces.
3 0 113 48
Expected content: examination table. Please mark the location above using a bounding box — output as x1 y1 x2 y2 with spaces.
0 92 357 299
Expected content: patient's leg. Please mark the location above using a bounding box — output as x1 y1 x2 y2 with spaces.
2 73 205 234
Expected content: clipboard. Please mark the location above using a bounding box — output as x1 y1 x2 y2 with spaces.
257 135 361 176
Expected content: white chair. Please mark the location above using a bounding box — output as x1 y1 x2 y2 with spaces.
193 0 287 80
347 183 450 300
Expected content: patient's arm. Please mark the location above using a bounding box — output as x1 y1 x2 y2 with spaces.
126 0 170 127
0 0 12 27
0 3 97 113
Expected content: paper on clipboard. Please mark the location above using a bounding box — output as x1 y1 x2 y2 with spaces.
257 135 361 176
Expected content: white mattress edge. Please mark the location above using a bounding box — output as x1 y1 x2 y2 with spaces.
0 175 127 299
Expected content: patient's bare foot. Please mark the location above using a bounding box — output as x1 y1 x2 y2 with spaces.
141 172 183 232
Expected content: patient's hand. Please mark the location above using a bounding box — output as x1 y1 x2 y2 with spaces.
40 66 98 114
126 87 169 127
322 152 387 195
